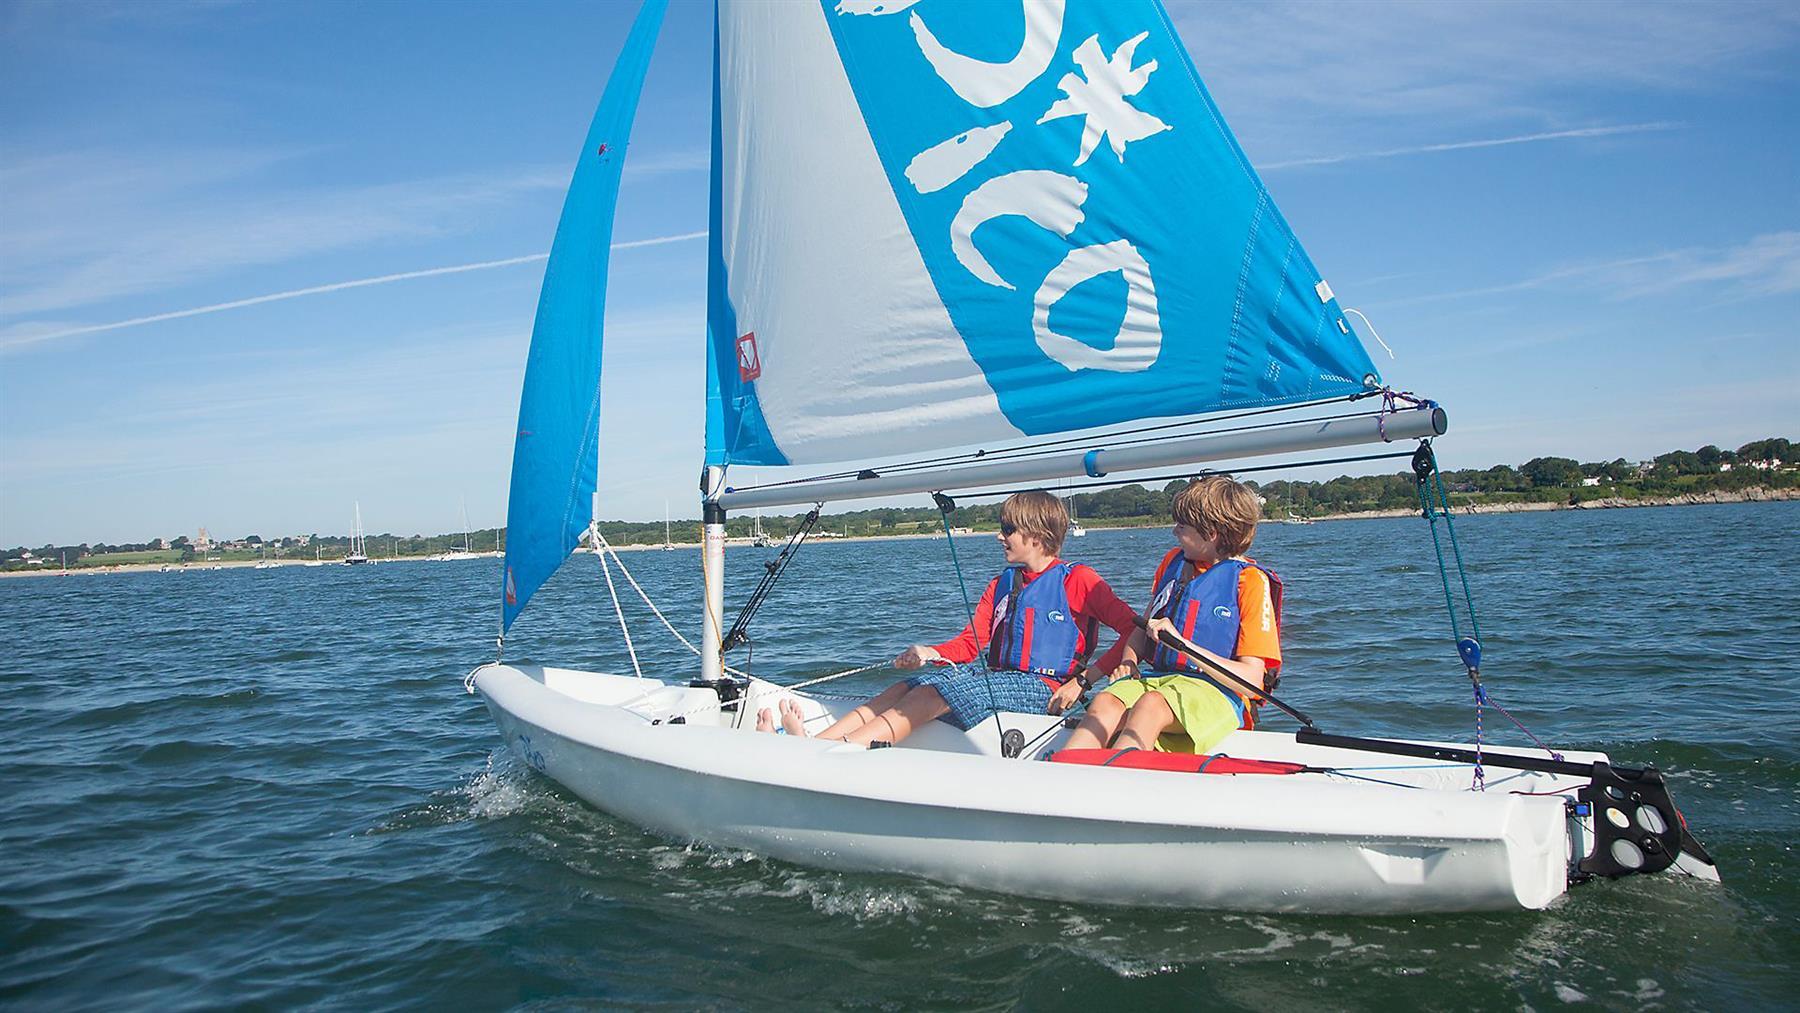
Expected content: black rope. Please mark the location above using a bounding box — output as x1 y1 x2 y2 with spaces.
720 505 821 655
727 394 1380 492
949 449 1417 502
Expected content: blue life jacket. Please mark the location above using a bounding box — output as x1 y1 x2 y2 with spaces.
1146 550 1283 677
985 563 1099 679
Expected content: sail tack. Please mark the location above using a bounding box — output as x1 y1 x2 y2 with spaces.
706 0 1379 467
502 0 668 631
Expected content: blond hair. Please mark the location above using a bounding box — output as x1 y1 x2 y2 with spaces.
1171 476 1260 557
1000 491 1069 556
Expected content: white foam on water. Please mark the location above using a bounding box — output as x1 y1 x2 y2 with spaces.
464 754 537 820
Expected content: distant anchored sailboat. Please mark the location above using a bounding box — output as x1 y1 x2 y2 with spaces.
432 499 483 561
467 0 1717 913
343 502 370 565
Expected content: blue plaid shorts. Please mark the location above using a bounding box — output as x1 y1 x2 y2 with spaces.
905 665 1056 731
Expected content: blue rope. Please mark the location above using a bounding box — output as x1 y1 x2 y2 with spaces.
1416 466 1465 641
1431 464 1481 640
1413 441 1487 789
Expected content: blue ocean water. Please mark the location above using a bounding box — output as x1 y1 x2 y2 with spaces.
2 502 1795 1009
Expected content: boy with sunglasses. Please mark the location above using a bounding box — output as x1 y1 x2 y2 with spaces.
759 490 1137 746
1061 476 1282 755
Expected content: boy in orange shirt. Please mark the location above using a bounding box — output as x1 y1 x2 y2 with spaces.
1063 476 1281 754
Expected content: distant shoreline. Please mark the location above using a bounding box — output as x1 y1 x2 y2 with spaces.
5 487 1792 580
1300 484 1798 523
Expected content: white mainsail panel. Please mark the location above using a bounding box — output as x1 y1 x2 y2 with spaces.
705 0 1381 468
713 2 1019 464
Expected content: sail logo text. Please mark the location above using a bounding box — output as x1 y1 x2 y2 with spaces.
843 0 1171 375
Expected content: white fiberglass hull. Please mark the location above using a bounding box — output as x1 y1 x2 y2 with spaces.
471 664 1671 914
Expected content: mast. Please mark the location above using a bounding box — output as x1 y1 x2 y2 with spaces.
700 466 727 684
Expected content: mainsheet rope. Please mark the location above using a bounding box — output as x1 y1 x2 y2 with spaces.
1408 434 1564 789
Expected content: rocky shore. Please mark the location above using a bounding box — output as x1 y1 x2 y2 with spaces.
1313 485 1797 522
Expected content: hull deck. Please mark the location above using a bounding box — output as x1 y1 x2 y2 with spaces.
471 663 1708 913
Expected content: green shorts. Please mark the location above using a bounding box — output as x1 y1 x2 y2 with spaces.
1102 674 1245 754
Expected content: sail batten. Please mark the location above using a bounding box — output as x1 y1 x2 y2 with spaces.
705 0 1379 469
501 0 669 631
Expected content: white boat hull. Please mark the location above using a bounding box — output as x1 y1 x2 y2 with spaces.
464 664 1686 913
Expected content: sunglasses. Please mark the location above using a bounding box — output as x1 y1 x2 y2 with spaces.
999 522 1018 537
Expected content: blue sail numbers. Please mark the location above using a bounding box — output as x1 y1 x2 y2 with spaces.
502 0 668 631
706 0 1378 467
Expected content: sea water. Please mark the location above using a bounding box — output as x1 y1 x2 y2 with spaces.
2 502 1795 1009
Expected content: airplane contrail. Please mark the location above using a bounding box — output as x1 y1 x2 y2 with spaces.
1260 122 1680 170
2 230 709 351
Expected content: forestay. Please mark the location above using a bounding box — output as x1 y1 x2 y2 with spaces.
706 0 1380 467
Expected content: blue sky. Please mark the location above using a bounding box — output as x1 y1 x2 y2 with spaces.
2 0 1796 547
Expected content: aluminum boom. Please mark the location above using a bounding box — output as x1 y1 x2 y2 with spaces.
716 405 1446 510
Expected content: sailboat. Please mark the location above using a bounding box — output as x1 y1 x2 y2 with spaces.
343 502 370 565
751 509 774 548
467 0 1716 912
1067 499 1087 538
661 503 677 551
432 499 483 561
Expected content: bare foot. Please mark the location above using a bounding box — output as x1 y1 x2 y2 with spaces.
779 698 807 737
755 707 775 733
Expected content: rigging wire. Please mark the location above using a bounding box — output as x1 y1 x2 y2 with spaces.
933 493 1010 753
951 449 1417 502
592 522 646 683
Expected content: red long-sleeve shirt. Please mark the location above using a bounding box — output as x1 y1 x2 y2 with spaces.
929 560 1139 674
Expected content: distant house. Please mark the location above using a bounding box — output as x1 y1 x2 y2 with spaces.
1581 477 1601 487
1718 463 1733 472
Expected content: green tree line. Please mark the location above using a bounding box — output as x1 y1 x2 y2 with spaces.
7 437 1791 570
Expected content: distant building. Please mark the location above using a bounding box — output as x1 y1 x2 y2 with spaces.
196 527 212 552
1581 477 1601 487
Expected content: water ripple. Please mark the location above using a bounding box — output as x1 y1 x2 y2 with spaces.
0 502 1795 1007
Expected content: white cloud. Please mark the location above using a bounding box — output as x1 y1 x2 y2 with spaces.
1168 0 1800 157
0 230 707 353
1259 122 1680 171
0 150 572 319
1383 233 1800 307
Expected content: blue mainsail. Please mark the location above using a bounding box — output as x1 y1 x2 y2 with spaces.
502 0 668 631
706 0 1379 467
